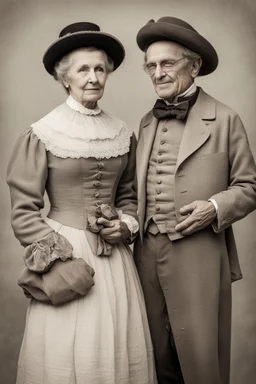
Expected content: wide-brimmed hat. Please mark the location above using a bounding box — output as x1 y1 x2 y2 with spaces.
43 22 125 75
136 17 218 76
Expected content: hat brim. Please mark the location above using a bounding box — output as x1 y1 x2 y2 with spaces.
43 31 125 75
137 23 218 76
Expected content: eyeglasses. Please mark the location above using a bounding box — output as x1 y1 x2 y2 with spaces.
143 57 187 77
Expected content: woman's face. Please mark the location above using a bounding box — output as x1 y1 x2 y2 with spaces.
65 49 108 109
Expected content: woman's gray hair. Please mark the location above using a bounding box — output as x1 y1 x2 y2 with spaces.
54 47 114 89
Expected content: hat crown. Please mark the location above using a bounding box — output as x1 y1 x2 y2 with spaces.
59 22 100 38
157 17 197 32
136 16 218 76
43 21 125 75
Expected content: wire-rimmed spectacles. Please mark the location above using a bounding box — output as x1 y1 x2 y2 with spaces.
143 57 187 77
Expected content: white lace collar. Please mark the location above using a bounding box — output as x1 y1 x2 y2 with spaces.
31 97 132 159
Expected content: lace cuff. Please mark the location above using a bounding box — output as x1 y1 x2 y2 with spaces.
24 232 73 273
117 210 139 235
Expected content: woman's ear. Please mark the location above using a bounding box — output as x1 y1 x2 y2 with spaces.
62 75 69 89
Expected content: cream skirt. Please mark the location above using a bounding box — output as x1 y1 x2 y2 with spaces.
16 218 157 384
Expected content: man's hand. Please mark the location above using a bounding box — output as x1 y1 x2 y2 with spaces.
175 200 217 236
97 217 130 244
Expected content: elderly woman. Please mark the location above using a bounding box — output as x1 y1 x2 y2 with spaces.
7 22 156 384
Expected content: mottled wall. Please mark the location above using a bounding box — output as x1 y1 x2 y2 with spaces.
0 0 255 383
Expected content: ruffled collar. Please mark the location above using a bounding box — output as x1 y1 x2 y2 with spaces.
66 95 101 116
31 97 132 159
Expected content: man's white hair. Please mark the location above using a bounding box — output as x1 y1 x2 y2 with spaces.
144 43 202 63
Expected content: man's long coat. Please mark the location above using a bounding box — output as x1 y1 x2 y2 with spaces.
135 88 256 384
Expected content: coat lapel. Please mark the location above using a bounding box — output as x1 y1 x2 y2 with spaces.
136 111 158 237
176 88 216 171
137 112 158 190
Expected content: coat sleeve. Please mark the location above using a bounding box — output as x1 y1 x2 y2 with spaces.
115 132 138 222
210 113 256 232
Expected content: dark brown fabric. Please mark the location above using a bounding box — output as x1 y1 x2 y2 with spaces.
134 229 231 384
135 87 256 383
134 233 185 384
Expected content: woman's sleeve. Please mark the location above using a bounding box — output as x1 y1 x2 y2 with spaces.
6 128 73 272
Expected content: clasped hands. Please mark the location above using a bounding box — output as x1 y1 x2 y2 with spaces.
97 217 130 244
175 200 217 236
87 204 131 245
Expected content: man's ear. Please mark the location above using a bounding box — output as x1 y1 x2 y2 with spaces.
191 58 202 78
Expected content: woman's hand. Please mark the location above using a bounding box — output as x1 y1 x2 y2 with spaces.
97 217 130 244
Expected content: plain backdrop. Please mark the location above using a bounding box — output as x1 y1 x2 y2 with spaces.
0 0 256 383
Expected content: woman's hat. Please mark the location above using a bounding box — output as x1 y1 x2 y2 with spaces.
136 17 218 76
43 22 125 75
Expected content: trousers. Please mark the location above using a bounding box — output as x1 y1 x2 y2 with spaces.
135 226 185 384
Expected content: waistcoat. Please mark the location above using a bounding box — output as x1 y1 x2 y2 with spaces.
145 118 185 240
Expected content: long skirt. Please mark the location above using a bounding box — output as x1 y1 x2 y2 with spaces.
16 218 157 384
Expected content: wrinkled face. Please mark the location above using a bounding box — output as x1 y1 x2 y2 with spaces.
65 49 108 108
145 41 198 101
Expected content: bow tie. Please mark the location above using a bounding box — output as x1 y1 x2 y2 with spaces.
153 88 199 120
153 99 189 120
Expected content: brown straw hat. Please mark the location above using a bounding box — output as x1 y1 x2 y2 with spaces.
137 17 218 76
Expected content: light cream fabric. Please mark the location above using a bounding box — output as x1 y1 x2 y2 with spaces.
16 218 156 384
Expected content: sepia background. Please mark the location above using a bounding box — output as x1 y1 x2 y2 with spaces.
0 0 256 383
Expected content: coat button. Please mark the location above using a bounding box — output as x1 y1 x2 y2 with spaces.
156 189 161 194
95 192 100 198
162 127 168 132
97 162 104 169
155 205 160 211
157 180 162 184
95 172 102 180
94 181 101 187
156 169 162 174
160 140 165 145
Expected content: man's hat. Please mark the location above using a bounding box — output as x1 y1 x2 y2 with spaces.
136 17 218 76
43 22 125 75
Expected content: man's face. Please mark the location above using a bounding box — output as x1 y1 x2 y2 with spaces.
145 41 196 101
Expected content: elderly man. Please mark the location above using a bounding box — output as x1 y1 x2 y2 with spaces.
134 16 256 384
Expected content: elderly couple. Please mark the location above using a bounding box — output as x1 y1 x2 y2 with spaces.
7 16 256 384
